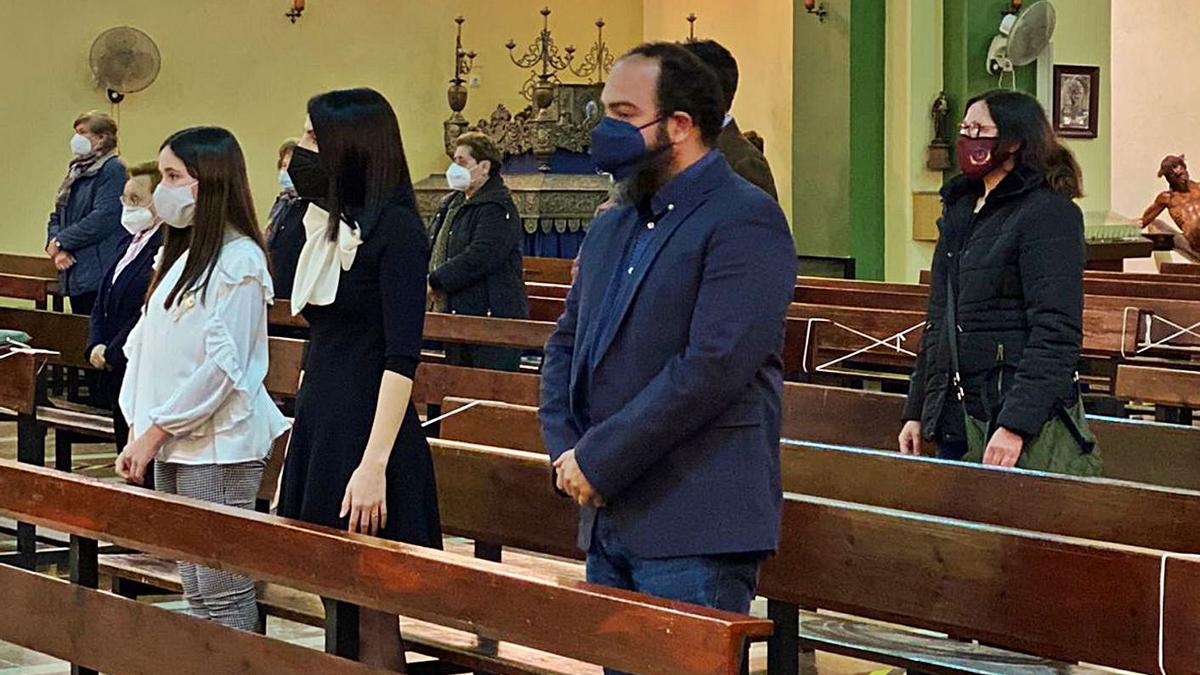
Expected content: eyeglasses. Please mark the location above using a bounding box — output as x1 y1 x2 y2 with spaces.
959 123 1000 139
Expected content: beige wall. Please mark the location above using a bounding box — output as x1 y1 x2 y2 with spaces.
0 1 643 255
642 0 794 225
1051 0 1111 216
1110 0 1200 220
884 0 940 284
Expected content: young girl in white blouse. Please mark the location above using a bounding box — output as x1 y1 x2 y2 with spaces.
116 126 288 631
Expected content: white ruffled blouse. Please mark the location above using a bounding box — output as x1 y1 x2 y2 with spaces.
119 233 290 465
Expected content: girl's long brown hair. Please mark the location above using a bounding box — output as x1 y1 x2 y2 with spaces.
149 126 267 309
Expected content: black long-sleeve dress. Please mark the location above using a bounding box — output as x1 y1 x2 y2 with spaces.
277 193 441 546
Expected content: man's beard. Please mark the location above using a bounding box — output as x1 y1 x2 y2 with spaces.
1170 174 1190 192
620 123 675 208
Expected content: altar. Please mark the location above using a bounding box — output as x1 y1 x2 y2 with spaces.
414 10 615 259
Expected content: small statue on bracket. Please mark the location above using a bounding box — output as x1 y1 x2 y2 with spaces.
1141 154 1200 259
926 91 952 171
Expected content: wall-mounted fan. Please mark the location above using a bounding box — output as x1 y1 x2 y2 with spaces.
987 1 1056 88
89 26 161 104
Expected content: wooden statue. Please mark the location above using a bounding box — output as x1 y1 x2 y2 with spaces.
1141 154 1200 259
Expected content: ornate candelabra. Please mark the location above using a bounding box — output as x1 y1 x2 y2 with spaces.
506 6 573 120
444 15 477 155
565 18 614 84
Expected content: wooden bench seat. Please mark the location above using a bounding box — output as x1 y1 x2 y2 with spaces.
0 460 771 674
523 257 574 285
101 439 1134 675
438 371 1200 490
415 441 1200 672
100 548 601 675
100 542 1113 675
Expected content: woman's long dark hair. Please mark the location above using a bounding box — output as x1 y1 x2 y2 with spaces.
150 126 268 309
307 88 416 240
966 89 1083 199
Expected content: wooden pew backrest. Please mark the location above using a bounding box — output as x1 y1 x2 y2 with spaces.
0 460 770 675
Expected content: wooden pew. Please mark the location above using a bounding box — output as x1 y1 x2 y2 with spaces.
0 253 58 279
1162 261 1200 277
437 371 1200 491
0 253 63 310
527 295 565 323
0 274 58 309
417 441 1200 672
1115 364 1200 409
0 461 769 675
523 256 574 285
527 281 571 299
0 562 380 674
1087 269 1200 284
414 362 540 409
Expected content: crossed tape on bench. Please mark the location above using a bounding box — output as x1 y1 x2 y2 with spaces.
421 399 483 428
1122 306 1200 358
801 318 925 373
1158 552 1200 674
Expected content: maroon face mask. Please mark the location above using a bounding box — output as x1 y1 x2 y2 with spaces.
956 136 1008 180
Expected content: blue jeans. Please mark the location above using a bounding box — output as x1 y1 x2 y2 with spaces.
586 514 762 675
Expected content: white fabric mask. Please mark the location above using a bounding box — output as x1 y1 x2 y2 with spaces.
445 163 472 191
70 133 93 156
153 181 198 229
121 205 156 235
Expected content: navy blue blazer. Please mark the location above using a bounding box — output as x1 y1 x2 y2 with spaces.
538 154 797 558
87 228 163 371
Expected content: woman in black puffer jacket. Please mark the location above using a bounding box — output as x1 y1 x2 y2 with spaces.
899 89 1085 467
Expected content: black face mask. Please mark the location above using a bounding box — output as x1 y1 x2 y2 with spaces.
287 146 328 201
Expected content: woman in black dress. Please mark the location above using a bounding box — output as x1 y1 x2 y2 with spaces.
276 88 440 670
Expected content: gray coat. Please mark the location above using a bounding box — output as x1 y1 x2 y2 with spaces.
46 155 127 297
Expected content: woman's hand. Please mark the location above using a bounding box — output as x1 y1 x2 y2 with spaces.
116 426 169 485
983 427 1024 468
898 420 923 455
341 462 387 536
89 344 107 370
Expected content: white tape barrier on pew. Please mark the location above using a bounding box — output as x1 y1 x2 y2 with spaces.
421 399 483 428
1159 552 1200 674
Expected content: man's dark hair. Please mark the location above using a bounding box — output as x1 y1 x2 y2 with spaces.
682 39 738 114
623 42 724 146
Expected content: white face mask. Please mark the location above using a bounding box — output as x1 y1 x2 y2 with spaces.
153 181 198 229
279 168 295 192
445 162 472 191
121 205 156 235
70 133 93 156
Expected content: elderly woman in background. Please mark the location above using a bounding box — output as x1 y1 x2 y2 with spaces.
46 111 127 315
86 161 164 480
267 138 306 298
427 131 528 370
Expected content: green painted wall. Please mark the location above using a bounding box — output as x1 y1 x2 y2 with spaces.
792 0 851 258
849 0 886 280
942 0 1036 174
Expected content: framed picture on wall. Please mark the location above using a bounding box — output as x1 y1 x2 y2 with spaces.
1052 65 1099 139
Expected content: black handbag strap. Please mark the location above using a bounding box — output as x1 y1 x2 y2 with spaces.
943 251 965 406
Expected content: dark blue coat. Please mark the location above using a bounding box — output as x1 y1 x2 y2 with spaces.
86 228 162 371
539 154 797 558
47 156 127 297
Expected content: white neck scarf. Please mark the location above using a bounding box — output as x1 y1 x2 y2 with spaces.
290 203 363 315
